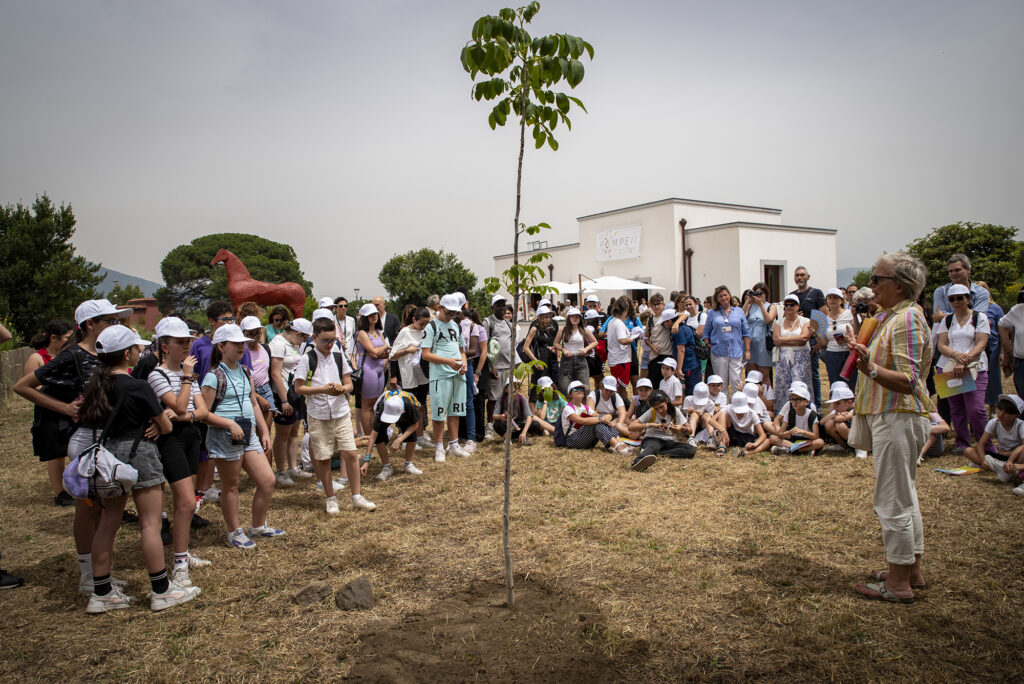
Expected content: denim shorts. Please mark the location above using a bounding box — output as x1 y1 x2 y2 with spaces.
255 382 278 412
206 424 262 461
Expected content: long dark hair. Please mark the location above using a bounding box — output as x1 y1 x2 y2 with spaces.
67 317 102 350
562 309 582 338
79 350 129 427
401 304 417 326
31 319 72 350
358 311 382 334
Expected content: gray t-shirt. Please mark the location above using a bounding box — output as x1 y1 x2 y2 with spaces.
637 407 686 440
485 315 515 370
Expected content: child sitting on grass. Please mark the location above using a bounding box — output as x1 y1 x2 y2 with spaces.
706 375 728 409
625 378 653 423
683 382 720 448
627 389 695 471
532 375 565 436
742 382 775 438
821 381 864 456
769 383 824 455
919 411 951 464
561 381 633 454
713 391 768 457
493 376 545 445
658 357 683 407
964 393 1024 487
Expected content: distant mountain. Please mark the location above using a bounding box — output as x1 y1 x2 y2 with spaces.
94 266 163 298
837 267 866 286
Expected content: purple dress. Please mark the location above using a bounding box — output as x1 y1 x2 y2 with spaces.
359 332 388 399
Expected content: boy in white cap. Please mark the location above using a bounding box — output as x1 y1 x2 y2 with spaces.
658 357 683 407
625 377 654 423
682 381 719 448
293 316 375 513
706 375 728 408
745 369 775 413
712 390 769 457
964 393 1024 488
422 294 469 461
821 380 859 454
587 375 630 437
769 383 824 454
361 391 424 481
742 382 775 436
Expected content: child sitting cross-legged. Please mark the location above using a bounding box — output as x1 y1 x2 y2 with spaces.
560 381 633 454
625 378 653 440
769 382 824 455
712 390 769 457
682 382 721 448
742 382 775 438
531 375 564 437
627 389 695 471
493 376 546 445
820 381 865 457
964 393 1024 491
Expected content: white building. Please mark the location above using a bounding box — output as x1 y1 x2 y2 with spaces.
492 197 837 306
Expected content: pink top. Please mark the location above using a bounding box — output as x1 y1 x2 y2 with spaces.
249 343 271 386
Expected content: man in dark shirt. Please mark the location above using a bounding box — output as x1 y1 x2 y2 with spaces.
790 265 826 407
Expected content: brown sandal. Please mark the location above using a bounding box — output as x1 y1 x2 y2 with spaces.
870 570 926 590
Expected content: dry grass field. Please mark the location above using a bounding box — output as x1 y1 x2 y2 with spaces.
0 397 1022 682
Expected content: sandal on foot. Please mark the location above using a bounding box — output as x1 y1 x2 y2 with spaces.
714 445 727 457
869 570 926 590
855 581 914 604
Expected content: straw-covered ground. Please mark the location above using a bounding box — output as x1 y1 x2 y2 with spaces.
0 397 1022 682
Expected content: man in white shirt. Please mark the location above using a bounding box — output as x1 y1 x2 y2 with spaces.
332 297 356 361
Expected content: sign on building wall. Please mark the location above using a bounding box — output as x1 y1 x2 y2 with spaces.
596 224 642 262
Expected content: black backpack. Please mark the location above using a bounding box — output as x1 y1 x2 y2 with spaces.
944 310 980 335
552 417 567 447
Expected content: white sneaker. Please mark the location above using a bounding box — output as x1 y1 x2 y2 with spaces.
855 450 868 459
417 435 433 450
86 585 135 614
435 444 446 463
171 567 192 587
315 478 347 493
403 462 423 476
687 437 698 448
275 471 295 487
464 440 478 453
288 466 313 480
376 464 394 481
1012 483 1024 498
352 494 377 511
187 552 211 568
149 582 201 611
448 442 470 458
79 572 127 595
202 486 220 504
484 424 497 441
325 496 340 515
984 454 1014 483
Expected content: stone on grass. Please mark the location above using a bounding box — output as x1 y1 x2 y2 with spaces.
335 575 373 610
292 581 333 605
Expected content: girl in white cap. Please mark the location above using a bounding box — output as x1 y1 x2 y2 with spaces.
531 375 564 436
355 303 393 438
553 307 596 395
78 325 198 613
820 380 860 454
682 382 719 448
560 381 633 454
13 299 132 594
769 383 824 454
201 324 283 549
587 376 631 438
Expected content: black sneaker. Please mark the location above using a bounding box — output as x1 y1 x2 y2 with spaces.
53 490 75 507
0 570 24 590
122 509 139 524
630 453 657 472
160 518 172 546
190 513 211 529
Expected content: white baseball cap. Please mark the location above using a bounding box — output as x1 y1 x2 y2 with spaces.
746 370 763 384
692 382 711 407
75 299 132 326
629 325 645 340
789 383 811 401
318 296 336 308
658 310 677 325
707 375 723 385
730 391 750 414
742 382 760 405
95 325 147 354
440 294 461 312
661 357 677 369
826 288 845 299
536 376 554 389
154 317 195 339
826 381 855 403
380 394 406 424
567 380 587 393
602 376 618 390
455 292 468 306
311 308 333 321
636 378 653 389
535 305 552 315
491 294 507 305
783 294 800 305
584 310 601 320
211 323 248 344
585 295 600 303
240 315 264 331
997 394 1024 414
359 303 377 317
947 283 970 297
566 307 581 318
289 318 313 337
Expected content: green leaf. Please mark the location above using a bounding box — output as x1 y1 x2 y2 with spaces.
541 36 555 56
523 1 540 22
583 40 595 59
556 92 569 113
567 59 584 87
547 135 559 151
567 95 587 113
534 128 546 149
557 34 569 59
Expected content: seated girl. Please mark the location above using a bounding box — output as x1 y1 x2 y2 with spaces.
532 375 564 436
627 389 695 471
769 383 824 455
683 382 720 447
587 375 630 437
493 377 545 445
964 393 1024 484
561 381 632 454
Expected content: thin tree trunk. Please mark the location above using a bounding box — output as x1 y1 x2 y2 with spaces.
503 68 529 610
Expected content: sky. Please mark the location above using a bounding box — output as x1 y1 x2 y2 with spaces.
2 0 1021 299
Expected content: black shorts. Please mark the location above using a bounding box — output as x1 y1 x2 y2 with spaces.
32 412 76 462
157 422 201 483
629 347 639 373
727 425 758 448
587 356 603 377
373 423 417 445
273 394 305 425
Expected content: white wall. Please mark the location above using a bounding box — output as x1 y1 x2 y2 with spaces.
736 226 837 298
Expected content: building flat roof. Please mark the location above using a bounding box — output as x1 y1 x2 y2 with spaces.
576 197 782 221
687 221 837 235
493 242 580 260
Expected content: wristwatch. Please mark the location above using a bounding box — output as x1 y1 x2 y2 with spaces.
869 363 879 379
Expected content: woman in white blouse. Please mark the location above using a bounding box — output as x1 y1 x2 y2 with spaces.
821 288 856 388
935 283 990 452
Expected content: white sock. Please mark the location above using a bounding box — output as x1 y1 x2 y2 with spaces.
448 439 458 448
161 511 168 520
78 552 92 577
173 552 188 572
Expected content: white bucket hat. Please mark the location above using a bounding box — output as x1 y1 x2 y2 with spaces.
211 323 248 344
826 381 855 403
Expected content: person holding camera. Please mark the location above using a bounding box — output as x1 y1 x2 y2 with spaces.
822 288 856 387
742 282 777 385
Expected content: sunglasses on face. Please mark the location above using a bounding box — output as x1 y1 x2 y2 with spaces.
868 274 895 285
271 318 284 324
784 302 798 307
216 316 236 323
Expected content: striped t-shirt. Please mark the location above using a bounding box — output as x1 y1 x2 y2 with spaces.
854 300 934 417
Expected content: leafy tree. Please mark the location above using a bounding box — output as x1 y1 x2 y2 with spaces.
851 269 872 288
0 195 103 337
905 222 1021 307
462 1 592 606
155 233 313 317
106 282 144 305
379 249 479 313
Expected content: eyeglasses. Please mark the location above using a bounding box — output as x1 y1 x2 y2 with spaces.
784 301 798 307
868 274 895 285
337 304 347 308
243 330 262 338
97 317 121 325
216 316 236 322
948 295 968 302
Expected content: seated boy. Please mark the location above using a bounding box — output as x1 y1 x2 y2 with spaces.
587 376 630 437
919 411 950 463
706 374 728 409
821 381 860 455
361 391 424 481
532 375 564 436
742 382 775 438
627 389 696 471
769 383 824 455
965 393 1024 484
745 369 775 414
625 378 654 440
493 376 545 445
713 391 768 457
658 357 683 407
683 382 719 447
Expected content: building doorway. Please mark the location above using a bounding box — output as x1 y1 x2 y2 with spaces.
763 264 784 302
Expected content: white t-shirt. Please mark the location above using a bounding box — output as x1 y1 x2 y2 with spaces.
749 396 771 423
936 312 990 372
605 317 631 366
725 405 757 434
293 348 353 420
268 334 303 387
777 401 816 432
683 395 713 414
709 391 728 408
637 407 686 440
998 303 1024 359
686 310 707 331
824 309 855 353
659 375 683 402
148 366 200 413
588 390 624 416
984 417 1024 453
561 402 594 436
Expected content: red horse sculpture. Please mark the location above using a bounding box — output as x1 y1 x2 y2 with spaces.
210 249 307 319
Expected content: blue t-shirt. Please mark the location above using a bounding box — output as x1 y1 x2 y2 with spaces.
672 324 699 371
202 363 255 420
192 335 252 385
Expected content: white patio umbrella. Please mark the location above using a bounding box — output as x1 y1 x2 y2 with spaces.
537 280 596 294
587 275 665 291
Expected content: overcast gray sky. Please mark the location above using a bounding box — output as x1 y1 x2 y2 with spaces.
2 0 1021 298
